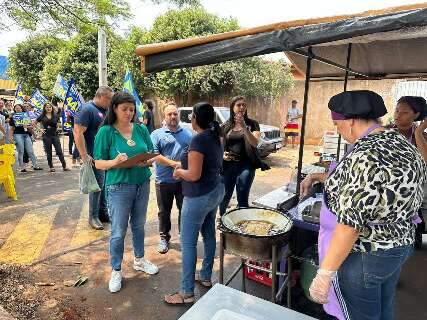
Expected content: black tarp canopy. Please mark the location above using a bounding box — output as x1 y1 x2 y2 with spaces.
136 3 427 79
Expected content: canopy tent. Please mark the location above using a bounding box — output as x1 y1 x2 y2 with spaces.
136 3 427 80
135 2 427 197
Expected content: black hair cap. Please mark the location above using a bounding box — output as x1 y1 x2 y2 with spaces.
328 90 387 119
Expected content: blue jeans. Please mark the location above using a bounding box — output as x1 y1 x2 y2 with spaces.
107 182 150 271
338 245 413 320
14 133 38 169
180 182 225 294
89 166 107 218
219 161 255 215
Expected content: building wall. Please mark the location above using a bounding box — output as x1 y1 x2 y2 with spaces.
153 79 399 144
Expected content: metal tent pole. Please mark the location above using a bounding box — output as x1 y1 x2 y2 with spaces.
336 43 353 161
295 47 313 196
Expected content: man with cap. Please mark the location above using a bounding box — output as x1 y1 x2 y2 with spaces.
393 96 427 249
300 90 426 320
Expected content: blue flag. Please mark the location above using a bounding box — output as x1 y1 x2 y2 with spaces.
64 79 84 116
123 70 143 118
29 89 48 113
53 74 68 100
14 84 25 105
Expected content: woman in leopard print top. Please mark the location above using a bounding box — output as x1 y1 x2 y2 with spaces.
301 91 426 320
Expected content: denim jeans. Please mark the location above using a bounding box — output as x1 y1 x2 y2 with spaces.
107 181 150 271
14 133 38 169
89 166 107 218
219 161 255 216
338 245 413 320
180 182 225 294
42 134 66 168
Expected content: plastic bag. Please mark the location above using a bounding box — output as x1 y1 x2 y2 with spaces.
79 160 101 194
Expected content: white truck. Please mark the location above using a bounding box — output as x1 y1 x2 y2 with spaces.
178 106 283 158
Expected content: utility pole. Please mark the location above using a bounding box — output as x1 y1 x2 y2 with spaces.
98 27 107 86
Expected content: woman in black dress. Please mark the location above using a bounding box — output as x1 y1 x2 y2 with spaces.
36 103 70 172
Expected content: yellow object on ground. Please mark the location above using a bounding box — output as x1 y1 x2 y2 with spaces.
0 152 16 200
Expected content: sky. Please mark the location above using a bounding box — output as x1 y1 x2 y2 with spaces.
1 0 426 56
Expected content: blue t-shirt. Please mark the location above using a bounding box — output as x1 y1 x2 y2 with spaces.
75 101 106 156
181 129 223 197
151 125 193 184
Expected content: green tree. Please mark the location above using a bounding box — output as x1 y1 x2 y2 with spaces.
41 30 121 99
133 7 293 102
108 7 239 101
8 35 63 94
1 0 200 33
108 27 156 98
233 58 294 101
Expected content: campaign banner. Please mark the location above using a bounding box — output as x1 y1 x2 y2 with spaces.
123 70 143 118
61 110 72 132
12 112 32 127
29 89 48 112
14 84 25 105
53 74 68 100
27 111 39 121
64 79 83 116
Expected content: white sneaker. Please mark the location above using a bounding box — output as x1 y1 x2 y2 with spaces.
133 257 159 275
109 270 122 293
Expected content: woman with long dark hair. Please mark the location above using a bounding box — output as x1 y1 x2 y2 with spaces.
164 102 224 304
93 91 158 293
392 96 427 249
219 96 261 216
36 103 70 172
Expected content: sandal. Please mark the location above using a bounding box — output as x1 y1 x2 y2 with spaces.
164 292 195 305
195 274 212 288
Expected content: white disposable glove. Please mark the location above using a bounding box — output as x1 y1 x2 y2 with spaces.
309 269 337 304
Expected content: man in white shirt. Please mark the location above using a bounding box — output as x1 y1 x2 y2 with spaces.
283 99 302 148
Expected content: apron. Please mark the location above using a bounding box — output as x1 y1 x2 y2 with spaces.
318 124 381 320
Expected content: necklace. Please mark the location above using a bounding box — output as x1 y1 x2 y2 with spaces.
115 124 135 147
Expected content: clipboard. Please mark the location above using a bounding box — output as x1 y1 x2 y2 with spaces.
112 153 159 168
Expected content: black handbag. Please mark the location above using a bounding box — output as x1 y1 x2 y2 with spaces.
244 138 270 171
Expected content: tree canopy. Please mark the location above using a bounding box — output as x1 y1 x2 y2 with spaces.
8 6 293 103
1 0 200 33
8 35 63 94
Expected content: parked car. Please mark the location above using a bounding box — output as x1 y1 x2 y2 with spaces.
178 107 283 158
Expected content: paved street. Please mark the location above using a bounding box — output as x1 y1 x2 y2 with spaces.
0 138 426 319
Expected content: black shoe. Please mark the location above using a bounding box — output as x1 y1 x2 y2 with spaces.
89 217 104 230
33 166 43 171
20 168 27 173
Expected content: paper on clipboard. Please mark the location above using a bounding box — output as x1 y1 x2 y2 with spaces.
112 153 159 168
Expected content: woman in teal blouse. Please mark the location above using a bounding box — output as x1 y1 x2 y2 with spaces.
94 92 159 293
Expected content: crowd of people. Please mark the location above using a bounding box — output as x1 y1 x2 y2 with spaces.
0 98 76 172
2 86 427 320
72 88 262 298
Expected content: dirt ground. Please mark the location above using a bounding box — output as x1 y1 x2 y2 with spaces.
1 139 426 320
